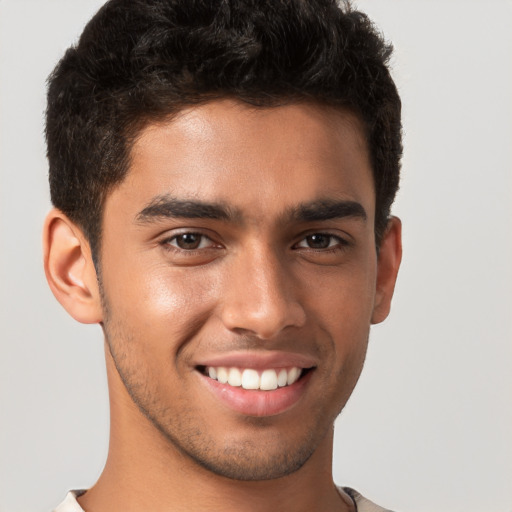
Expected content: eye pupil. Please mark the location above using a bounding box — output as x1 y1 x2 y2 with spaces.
176 233 201 249
307 234 330 249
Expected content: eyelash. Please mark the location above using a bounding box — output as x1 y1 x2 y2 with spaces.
293 233 349 252
161 232 217 252
160 231 349 254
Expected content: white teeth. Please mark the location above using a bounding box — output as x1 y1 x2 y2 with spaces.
205 366 304 390
228 367 242 387
217 367 228 384
260 369 278 390
277 368 288 387
241 369 260 390
287 367 301 386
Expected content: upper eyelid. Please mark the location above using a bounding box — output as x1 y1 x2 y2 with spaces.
157 229 351 247
294 233 348 247
294 230 351 243
159 229 216 242
164 231 208 240
162 232 214 244
159 232 228 255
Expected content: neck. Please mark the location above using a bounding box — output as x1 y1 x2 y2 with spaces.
78 345 354 512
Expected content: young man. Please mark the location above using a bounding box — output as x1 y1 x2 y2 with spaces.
43 1 402 510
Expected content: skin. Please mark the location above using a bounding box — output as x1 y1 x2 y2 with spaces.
43 100 402 512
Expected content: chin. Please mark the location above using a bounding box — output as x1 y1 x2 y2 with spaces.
183 439 317 481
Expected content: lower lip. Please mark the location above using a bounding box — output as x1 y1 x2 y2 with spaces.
199 371 313 417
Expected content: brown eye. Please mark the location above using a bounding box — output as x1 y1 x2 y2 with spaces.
167 233 211 250
304 234 331 249
296 233 343 250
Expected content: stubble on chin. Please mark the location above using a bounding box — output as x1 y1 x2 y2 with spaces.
98 281 362 483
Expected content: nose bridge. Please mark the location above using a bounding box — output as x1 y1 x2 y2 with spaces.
220 241 305 338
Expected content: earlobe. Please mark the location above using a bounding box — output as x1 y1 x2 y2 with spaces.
43 209 103 324
371 216 402 325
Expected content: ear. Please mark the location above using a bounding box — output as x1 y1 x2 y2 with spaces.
371 216 402 324
43 209 103 324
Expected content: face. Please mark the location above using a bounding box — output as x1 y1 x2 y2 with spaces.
98 100 385 480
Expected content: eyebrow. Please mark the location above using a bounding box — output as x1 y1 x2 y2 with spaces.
136 195 236 223
135 195 367 225
288 199 367 223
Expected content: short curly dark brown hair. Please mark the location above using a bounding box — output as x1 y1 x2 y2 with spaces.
46 0 402 260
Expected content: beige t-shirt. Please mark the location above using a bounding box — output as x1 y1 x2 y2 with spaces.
54 488 394 512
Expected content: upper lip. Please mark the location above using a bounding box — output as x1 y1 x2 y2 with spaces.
194 350 317 370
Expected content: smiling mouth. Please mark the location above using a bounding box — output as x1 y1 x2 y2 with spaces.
197 365 313 391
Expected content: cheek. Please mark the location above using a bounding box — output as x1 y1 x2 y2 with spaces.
307 260 376 329
305 260 376 372
102 259 221 352
313 272 373 396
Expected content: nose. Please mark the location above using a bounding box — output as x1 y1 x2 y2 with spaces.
219 244 306 339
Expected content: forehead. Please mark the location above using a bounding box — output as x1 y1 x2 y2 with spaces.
113 100 374 223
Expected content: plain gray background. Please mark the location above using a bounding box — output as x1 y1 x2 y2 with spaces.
1 1 511 511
